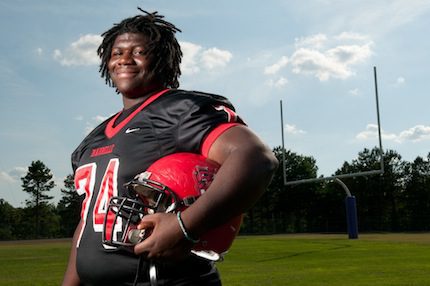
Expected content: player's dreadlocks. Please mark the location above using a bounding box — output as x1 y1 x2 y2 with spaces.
97 8 182 89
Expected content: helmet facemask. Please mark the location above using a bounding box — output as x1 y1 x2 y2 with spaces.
102 175 179 248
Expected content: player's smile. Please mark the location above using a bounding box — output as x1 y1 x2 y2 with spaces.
114 67 140 79
108 33 161 99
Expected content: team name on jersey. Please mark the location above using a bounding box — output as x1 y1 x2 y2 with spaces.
90 144 115 157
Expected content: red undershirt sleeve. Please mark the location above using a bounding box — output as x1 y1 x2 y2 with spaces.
200 123 241 157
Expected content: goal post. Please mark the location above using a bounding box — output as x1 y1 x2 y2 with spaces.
279 66 385 239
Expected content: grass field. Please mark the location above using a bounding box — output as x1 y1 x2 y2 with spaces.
0 233 429 285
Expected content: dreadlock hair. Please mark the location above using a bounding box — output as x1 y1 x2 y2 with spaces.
97 8 182 89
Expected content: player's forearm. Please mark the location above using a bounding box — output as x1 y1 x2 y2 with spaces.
182 141 278 238
62 221 82 286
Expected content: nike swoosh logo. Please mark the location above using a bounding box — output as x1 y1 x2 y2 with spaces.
125 127 140 134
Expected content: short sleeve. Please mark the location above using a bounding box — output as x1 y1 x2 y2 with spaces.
175 92 245 155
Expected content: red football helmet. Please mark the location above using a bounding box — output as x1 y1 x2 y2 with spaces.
103 153 242 260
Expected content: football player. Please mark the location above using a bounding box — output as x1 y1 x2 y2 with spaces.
62 8 278 286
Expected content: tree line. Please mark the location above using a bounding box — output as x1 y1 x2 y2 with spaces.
0 146 429 240
242 147 430 234
0 162 81 240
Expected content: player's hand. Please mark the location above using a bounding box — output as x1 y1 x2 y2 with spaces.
133 212 194 261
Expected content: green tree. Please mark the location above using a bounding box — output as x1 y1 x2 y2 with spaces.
0 199 16 240
21 160 56 238
57 174 83 237
243 147 319 234
311 181 346 232
11 207 29 239
402 153 430 230
335 148 406 231
281 148 320 233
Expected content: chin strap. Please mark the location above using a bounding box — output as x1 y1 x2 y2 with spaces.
191 249 223 262
149 261 158 286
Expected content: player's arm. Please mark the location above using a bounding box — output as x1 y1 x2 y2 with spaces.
133 125 277 259
62 220 82 286
181 124 278 238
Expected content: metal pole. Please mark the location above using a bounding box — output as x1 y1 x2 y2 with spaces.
334 178 352 197
285 169 383 186
374 66 384 173
284 67 385 186
280 100 287 186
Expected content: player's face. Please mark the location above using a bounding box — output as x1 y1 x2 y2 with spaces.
108 33 160 98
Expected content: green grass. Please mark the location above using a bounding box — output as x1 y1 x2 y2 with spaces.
0 234 429 285
218 233 430 286
0 239 70 286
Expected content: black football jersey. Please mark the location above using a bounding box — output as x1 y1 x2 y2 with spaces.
71 89 244 285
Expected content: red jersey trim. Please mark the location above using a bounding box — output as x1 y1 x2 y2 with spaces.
105 89 170 139
201 123 240 157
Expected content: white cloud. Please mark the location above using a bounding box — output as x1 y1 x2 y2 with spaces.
285 123 306 135
9 167 27 178
54 34 102 66
295 33 328 49
265 32 373 82
85 115 109 135
180 41 233 75
326 44 372 65
398 125 430 142
291 48 346 81
180 41 202 75
291 42 372 81
264 56 289 75
0 171 15 183
201 48 232 70
36 47 43 55
0 167 26 183
356 124 430 143
266 76 288 88
356 124 397 141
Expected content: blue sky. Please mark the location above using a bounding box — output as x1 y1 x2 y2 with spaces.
1 0 429 207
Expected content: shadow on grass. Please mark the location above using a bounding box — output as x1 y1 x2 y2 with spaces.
256 241 352 263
